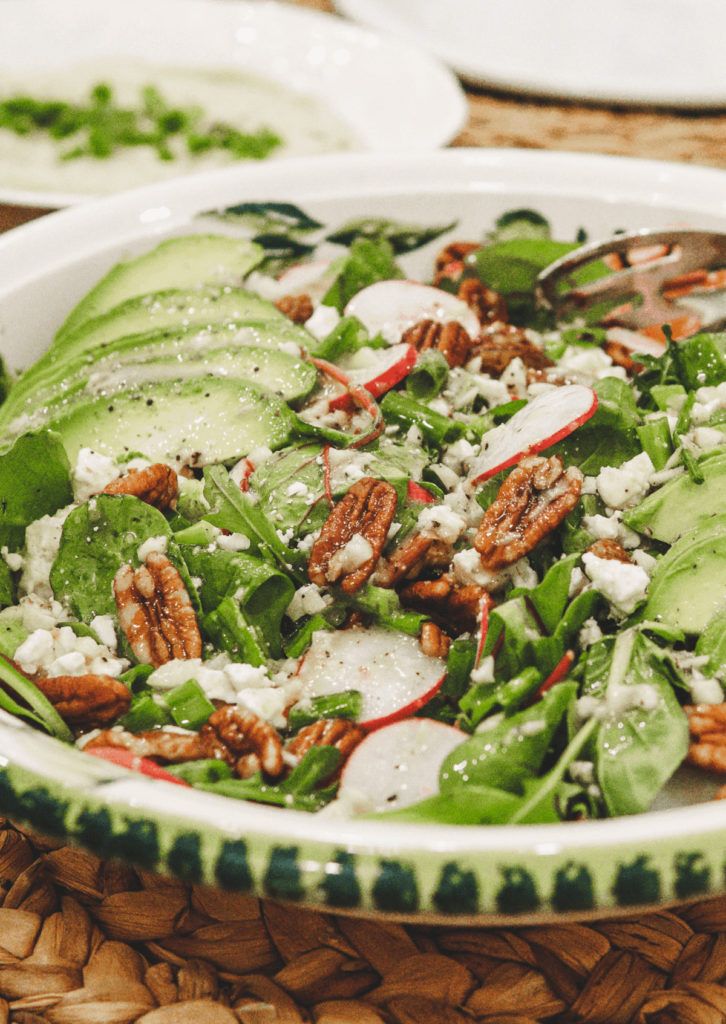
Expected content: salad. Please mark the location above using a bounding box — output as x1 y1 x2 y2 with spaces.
1 201 725 826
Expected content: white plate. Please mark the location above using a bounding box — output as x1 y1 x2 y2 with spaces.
336 0 726 107
4 149 726 921
0 0 466 208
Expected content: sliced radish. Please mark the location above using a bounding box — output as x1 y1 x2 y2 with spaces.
295 626 446 729
328 343 417 411
338 717 466 812
407 480 436 503
344 280 480 345
466 383 598 487
85 747 191 786
277 258 334 300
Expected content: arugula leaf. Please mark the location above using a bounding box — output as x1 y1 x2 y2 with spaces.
202 464 306 583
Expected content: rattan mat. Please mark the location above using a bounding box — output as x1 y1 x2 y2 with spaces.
1 820 726 1023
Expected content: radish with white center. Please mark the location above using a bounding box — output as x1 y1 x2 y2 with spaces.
295 626 447 729
344 280 480 344
328 343 417 411
466 383 598 487
337 717 466 812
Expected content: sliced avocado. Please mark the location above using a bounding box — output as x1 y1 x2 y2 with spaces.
56 235 264 341
32 377 296 467
623 448 726 543
2 313 313 423
645 513 726 632
3 342 317 429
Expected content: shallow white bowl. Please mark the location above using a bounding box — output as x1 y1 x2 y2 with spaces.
2 148 726 922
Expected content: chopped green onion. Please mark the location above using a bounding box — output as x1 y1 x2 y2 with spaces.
165 678 215 730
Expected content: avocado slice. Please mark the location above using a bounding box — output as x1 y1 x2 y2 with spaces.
645 513 726 632
623 448 726 543
33 376 297 467
3 341 317 431
56 235 264 341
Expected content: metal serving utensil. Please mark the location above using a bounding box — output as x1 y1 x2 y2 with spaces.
535 228 726 335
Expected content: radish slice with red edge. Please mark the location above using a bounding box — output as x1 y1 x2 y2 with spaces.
337 717 466 813
466 383 597 487
85 747 191 786
344 280 480 344
407 480 436 503
295 626 446 730
328 343 417 411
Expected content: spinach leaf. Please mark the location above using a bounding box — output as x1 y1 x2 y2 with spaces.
322 237 403 313
582 629 689 816
326 216 456 255
548 377 641 473
50 494 197 623
0 431 72 551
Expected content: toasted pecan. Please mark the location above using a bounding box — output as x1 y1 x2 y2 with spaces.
308 477 398 594
275 293 314 324
399 573 487 634
457 277 509 326
401 319 472 368
471 324 554 377
474 455 583 570
37 674 131 730
102 463 178 511
113 552 202 668
586 538 632 563
286 718 365 779
420 621 451 659
200 705 284 779
84 727 207 762
433 241 480 284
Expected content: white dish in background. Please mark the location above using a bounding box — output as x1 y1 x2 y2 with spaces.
4 149 726 920
336 0 726 108
0 0 466 208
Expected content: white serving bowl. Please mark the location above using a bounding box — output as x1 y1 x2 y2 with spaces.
1 148 726 923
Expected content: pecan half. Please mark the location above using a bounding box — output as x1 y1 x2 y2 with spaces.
102 463 178 511
286 718 364 779
372 532 435 589
586 538 632 563
308 477 397 594
602 339 644 376
401 319 472 368
84 727 207 762
275 293 313 324
37 674 131 730
399 573 487 634
420 621 450 659
474 455 583 570
200 706 284 779
433 241 480 284
114 552 202 668
471 325 554 377
685 704 726 775
457 277 508 326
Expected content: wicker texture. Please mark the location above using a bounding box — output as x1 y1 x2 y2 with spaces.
0 821 726 1023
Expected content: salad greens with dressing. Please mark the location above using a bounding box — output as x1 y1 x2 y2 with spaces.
0 201 725 825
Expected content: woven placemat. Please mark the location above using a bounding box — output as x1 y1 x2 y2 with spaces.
1 820 726 1023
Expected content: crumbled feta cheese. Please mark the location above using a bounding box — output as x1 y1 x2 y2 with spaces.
72 448 119 501
286 583 333 622
305 303 340 339
557 345 626 381
13 624 127 678
90 615 117 650
216 532 251 552
470 656 495 685
582 511 640 548
582 553 649 614
327 533 374 580
137 535 168 562
224 662 270 690
18 506 73 602
452 548 537 591
1 546 23 572
578 617 604 648
236 687 287 728
416 505 467 545
596 452 655 509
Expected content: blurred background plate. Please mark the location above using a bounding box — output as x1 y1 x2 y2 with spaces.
335 0 726 108
0 0 466 208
